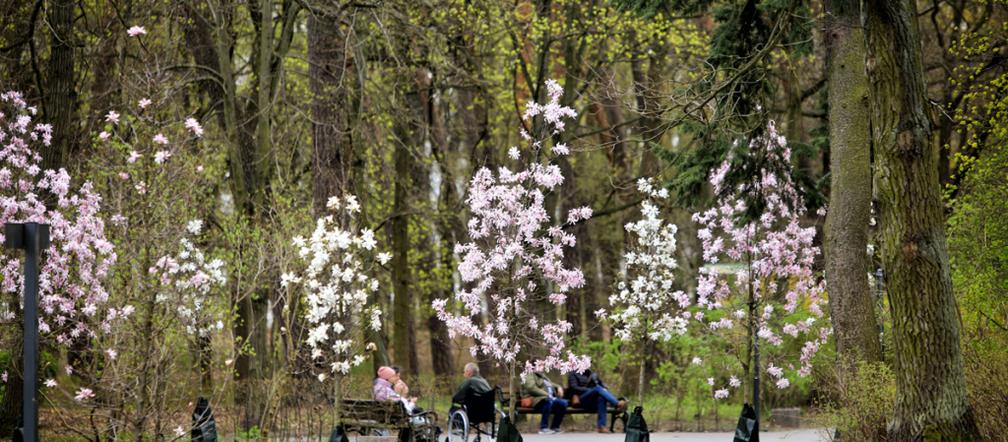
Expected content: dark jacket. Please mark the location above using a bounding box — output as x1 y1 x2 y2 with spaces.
566 369 605 399
452 375 492 406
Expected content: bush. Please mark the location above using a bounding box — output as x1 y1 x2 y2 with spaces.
817 361 895 441
964 341 1008 440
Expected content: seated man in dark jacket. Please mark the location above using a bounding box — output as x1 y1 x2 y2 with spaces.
566 369 625 433
451 362 492 409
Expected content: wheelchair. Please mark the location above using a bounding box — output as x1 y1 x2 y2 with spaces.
445 387 503 442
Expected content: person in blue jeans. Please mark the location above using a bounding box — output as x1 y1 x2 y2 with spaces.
566 369 626 433
521 372 568 434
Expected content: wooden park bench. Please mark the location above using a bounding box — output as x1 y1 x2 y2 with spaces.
339 399 439 442
497 390 628 433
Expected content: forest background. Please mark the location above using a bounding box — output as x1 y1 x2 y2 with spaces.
0 0 1005 440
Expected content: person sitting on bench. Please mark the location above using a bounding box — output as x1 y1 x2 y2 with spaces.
374 366 403 402
566 368 625 433
521 371 568 434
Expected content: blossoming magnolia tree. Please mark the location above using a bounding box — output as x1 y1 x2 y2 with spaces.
281 195 387 421
81 76 226 436
691 121 830 409
433 80 592 418
148 218 228 391
0 91 122 406
149 219 227 338
597 177 691 405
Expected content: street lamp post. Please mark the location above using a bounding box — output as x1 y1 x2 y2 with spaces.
5 222 50 442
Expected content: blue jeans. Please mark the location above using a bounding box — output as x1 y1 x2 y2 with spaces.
577 386 619 428
535 397 568 429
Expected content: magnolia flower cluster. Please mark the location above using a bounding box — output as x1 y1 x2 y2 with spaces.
599 178 691 342
148 220 227 337
434 80 591 377
96 101 204 197
692 121 830 399
282 195 385 377
0 91 123 348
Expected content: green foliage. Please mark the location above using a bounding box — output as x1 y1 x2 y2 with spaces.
964 342 1008 440
817 362 895 441
611 0 713 16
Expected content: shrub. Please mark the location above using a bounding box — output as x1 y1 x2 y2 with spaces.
818 361 895 441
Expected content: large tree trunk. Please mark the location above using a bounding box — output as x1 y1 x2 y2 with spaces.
823 0 882 365
422 72 455 380
863 1 980 439
391 133 416 376
43 0 76 172
308 5 356 213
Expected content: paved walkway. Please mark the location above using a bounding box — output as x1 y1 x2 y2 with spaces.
517 429 827 442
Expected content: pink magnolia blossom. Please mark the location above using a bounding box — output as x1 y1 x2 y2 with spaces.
0 91 120 363
154 150 171 164
74 388 95 402
434 80 590 380
693 121 829 399
185 117 203 137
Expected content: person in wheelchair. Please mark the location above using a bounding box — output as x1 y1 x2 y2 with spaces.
447 363 499 442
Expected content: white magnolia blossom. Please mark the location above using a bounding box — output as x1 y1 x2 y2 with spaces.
284 195 384 377
601 178 690 342
150 221 227 337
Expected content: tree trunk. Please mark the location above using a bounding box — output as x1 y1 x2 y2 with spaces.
390 141 415 376
0 306 22 438
424 74 455 380
823 0 883 365
637 339 649 406
308 7 355 211
863 1 980 439
43 0 76 172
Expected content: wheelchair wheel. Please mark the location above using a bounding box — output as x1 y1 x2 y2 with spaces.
446 409 469 442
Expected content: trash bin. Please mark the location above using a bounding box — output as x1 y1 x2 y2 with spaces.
191 396 218 441
328 425 350 442
733 403 759 442
496 416 523 442
624 406 650 442
13 415 23 442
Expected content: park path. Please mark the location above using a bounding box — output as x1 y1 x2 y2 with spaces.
515 429 827 442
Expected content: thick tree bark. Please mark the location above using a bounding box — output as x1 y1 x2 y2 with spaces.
308 7 355 213
391 135 416 375
43 0 76 172
823 0 882 365
863 1 980 439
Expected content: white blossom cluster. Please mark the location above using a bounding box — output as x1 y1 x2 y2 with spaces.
600 178 691 343
150 219 227 337
282 195 386 377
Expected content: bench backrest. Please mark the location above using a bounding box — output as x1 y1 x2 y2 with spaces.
341 399 409 422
